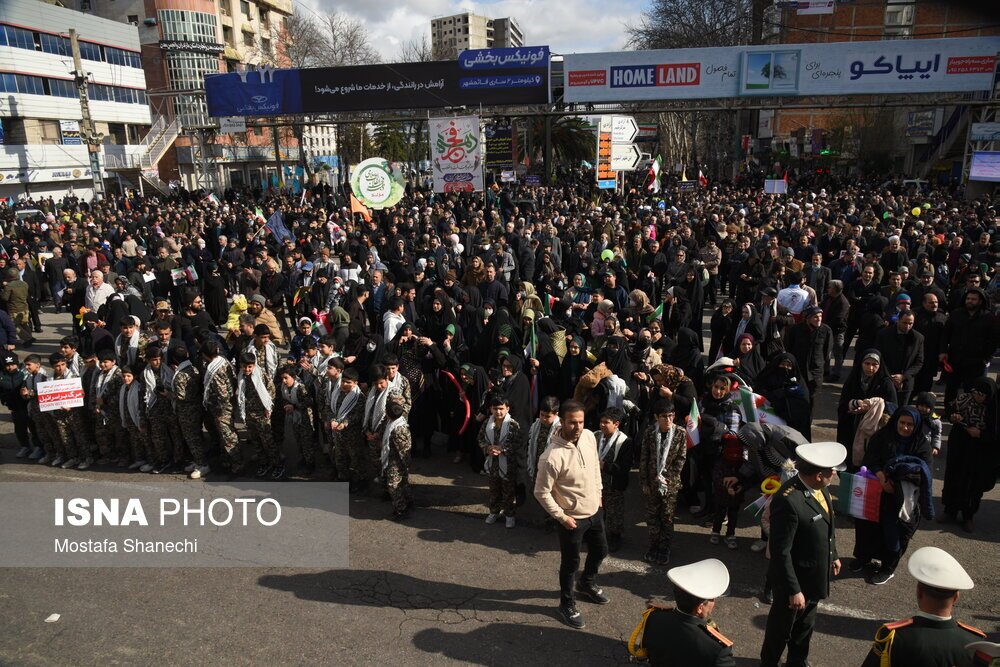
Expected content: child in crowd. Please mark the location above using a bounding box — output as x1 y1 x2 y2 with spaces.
639 399 687 565
700 373 747 549
597 407 632 553
480 394 521 529
913 391 942 456
381 400 413 520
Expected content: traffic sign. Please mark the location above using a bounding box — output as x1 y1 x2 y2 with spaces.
610 143 642 170
596 116 615 187
611 116 639 144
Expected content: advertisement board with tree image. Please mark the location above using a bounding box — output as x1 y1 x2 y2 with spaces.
741 51 800 95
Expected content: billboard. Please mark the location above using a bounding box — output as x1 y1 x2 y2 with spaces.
206 49 550 117
970 151 1000 183
484 123 514 170
970 123 1000 142
564 36 1000 103
430 116 484 194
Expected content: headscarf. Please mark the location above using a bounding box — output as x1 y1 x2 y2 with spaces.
883 405 923 450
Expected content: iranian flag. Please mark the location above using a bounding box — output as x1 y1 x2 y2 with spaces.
253 207 267 224
647 155 662 193
737 386 787 426
832 472 882 522
698 169 709 187
685 400 700 448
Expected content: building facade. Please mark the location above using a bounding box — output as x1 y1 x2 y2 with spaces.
77 0 299 192
0 0 151 200
763 1 1000 179
431 12 524 59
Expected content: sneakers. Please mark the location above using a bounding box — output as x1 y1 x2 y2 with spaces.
575 583 611 605
725 536 738 550
559 603 585 629
750 539 767 553
61 458 79 470
15 446 29 458
38 455 53 465
77 458 93 471
51 456 66 467
28 447 44 460
190 465 211 480
709 532 721 545
270 465 286 480
139 463 155 473
656 549 671 566
152 461 171 474
505 516 516 529
485 513 499 525
128 460 146 471
255 464 272 479
643 549 658 563
870 568 895 585
184 462 198 473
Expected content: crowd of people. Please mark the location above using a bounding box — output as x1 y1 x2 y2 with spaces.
0 174 997 661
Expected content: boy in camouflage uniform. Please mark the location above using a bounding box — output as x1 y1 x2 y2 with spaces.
77 351 100 468
278 365 316 474
91 351 130 467
317 357 345 458
120 365 154 472
201 341 241 477
380 400 412 520
237 351 283 479
169 346 208 479
46 353 87 469
115 316 151 372
144 346 182 473
638 399 687 565
328 367 365 489
479 395 522 528
383 354 412 415
22 355 55 463
597 407 633 553
363 364 407 485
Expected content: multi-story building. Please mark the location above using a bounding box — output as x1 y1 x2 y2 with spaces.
76 0 299 192
762 1 1000 179
430 12 524 59
0 0 150 201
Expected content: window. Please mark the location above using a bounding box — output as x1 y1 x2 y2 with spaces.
243 31 253 47
86 83 145 104
40 33 70 56
220 0 231 16
158 10 218 42
0 73 46 95
223 26 233 46
105 46 142 68
240 0 250 17
0 25 36 50
48 78 76 98
127 14 139 24
79 40 102 62
261 38 271 55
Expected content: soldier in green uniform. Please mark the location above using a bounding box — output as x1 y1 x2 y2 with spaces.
760 441 845 667
862 546 986 667
633 558 735 666
236 352 282 479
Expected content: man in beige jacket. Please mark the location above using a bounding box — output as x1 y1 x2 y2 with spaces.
534 399 609 630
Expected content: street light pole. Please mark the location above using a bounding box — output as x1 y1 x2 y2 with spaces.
69 28 106 201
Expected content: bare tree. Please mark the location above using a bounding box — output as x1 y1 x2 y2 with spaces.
395 34 448 63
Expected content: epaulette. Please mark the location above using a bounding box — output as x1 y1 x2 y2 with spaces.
884 618 914 631
702 624 734 647
782 486 794 496
958 621 987 637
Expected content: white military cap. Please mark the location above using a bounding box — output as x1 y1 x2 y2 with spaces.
908 546 974 591
966 641 1000 666
668 558 730 600
795 442 847 471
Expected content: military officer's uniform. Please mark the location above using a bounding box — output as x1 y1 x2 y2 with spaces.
862 546 986 667
637 559 736 667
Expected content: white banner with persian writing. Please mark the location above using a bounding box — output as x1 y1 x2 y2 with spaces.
430 115 484 194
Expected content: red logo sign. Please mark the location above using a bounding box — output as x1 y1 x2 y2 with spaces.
568 70 607 86
946 56 994 75
655 63 701 86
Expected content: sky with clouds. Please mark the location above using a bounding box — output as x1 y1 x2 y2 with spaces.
300 0 648 60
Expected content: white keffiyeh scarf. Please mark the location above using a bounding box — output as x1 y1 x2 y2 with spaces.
483 413 514 480
598 430 626 463
654 425 678 496
237 366 273 422
280 379 304 425
363 385 391 433
527 417 560 480
116 329 141 366
119 382 142 429
380 416 407 472
202 356 230 408
332 385 361 422
143 366 159 409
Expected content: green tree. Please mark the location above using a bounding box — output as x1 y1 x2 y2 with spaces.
518 117 596 167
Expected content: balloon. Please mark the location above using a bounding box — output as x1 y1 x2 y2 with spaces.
601 249 614 262
911 207 922 217
882 211 891 220
922 202 931 210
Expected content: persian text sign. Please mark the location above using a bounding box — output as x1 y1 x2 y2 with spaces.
37 378 84 412
564 36 1000 102
430 116 484 194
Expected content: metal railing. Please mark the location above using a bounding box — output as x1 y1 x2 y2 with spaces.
141 117 181 169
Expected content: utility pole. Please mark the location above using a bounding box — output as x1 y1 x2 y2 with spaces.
69 29 106 201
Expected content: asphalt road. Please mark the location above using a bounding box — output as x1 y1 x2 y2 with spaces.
0 307 997 666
